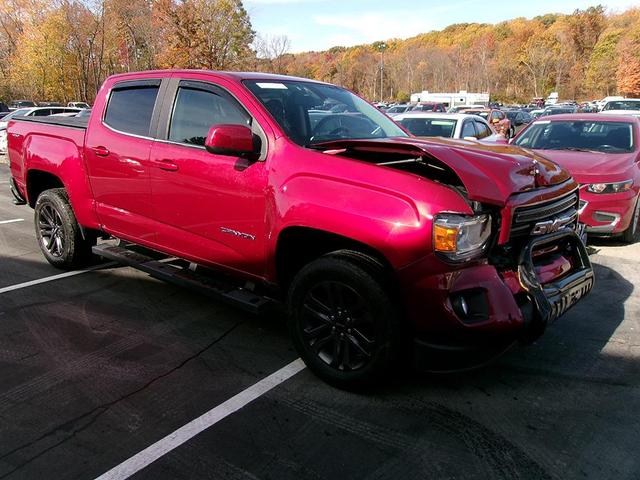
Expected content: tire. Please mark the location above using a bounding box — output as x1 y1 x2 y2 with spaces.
34 188 96 269
287 252 400 390
622 196 640 243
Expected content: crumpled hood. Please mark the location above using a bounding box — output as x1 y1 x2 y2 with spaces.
531 149 636 183
317 137 571 206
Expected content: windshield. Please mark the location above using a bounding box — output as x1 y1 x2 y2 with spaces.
398 118 457 137
603 100 640 111
514 120 635 153
465 110 489 119
541 108 575 116
1 108 30 121
11 101 35 108
244 80 407 146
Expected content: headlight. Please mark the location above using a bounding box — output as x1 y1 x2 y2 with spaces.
586 180 633 194
434 213 492 261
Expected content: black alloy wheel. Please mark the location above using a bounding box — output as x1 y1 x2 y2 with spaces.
301 280 377 371
34 188 96 269
287 252 399 390
38 203 65 257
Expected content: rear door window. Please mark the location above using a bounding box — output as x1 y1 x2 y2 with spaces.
104 85 159 137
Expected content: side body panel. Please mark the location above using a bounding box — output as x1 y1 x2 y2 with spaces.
7 121 100 229
83 75 171 242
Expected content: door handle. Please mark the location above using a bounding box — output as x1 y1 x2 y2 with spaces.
92 146 110 157
152 159 179 172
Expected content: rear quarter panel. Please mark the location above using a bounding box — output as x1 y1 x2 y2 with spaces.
8 120 99 229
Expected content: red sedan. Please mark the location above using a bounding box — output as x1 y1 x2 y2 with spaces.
512 114 640 242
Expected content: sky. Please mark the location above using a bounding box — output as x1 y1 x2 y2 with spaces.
244 0 640 53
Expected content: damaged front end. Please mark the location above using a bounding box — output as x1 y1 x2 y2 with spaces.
315 137 594 357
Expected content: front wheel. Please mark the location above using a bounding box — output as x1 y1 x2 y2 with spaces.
34 188 96 269
287 253 400 390
622 196 640 243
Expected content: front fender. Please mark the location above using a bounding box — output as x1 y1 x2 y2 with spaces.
272 171 471 269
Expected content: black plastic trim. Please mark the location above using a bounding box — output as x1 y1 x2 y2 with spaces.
517 230 594 342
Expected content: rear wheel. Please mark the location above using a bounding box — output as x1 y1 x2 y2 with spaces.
622 196 640 243
34 188 96 269
287 252 399 390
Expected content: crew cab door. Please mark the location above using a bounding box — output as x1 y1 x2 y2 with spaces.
84 79 165 243
148 78 269 277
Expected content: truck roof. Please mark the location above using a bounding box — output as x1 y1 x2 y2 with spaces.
105 69 328 86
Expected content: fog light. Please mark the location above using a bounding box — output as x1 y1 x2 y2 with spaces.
452 295 469 317
450 289 489 324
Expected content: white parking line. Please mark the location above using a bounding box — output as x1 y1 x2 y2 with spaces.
0 218 24 225
0 263 116 295
94 358 306 480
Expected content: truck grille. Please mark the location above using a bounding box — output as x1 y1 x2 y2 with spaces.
509 191 579 240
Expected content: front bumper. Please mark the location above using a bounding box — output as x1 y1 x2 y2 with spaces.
402 230 594 364
579 190 637 235
517 230 594 342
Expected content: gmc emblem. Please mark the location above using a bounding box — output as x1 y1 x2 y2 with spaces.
530 213 577 236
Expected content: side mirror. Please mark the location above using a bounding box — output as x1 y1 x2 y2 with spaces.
463 136 477 141
205 124 260 159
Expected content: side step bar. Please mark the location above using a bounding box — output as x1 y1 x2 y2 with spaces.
92 244 272 315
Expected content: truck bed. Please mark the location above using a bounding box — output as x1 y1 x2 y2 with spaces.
12 115 88 129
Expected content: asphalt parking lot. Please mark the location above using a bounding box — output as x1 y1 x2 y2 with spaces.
0 159 639 480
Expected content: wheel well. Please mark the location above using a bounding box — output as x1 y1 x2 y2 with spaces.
26 170 64 207
275 227 394 290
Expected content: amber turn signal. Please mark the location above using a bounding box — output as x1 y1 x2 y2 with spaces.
434 224 458 252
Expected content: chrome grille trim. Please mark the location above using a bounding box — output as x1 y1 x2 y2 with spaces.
510 190 579 239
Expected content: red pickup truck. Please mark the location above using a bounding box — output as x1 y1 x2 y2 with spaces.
7 70 593 389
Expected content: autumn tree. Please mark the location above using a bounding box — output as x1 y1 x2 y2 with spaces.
616 23 640 97
156 0 254 70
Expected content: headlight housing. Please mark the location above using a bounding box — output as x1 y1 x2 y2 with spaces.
586 180 633 194
434 213 492 261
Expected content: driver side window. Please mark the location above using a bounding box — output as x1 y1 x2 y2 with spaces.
169 86 250 146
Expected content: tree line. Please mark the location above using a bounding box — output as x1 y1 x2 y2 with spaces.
0 2 639 104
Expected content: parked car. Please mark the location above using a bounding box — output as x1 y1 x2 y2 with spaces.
596 96 624 111
504 110 531 128
7 70 593 389
600 99 640 117
384 105 412 117
68 101 91 109
8 100 37 110
460 108 513 137
447 104 486 113
512 114 640 242
38 102 64 107
409 102 447 113
540 106 577 117
393 112 499 142
0 102 9 114
0 107 81 153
